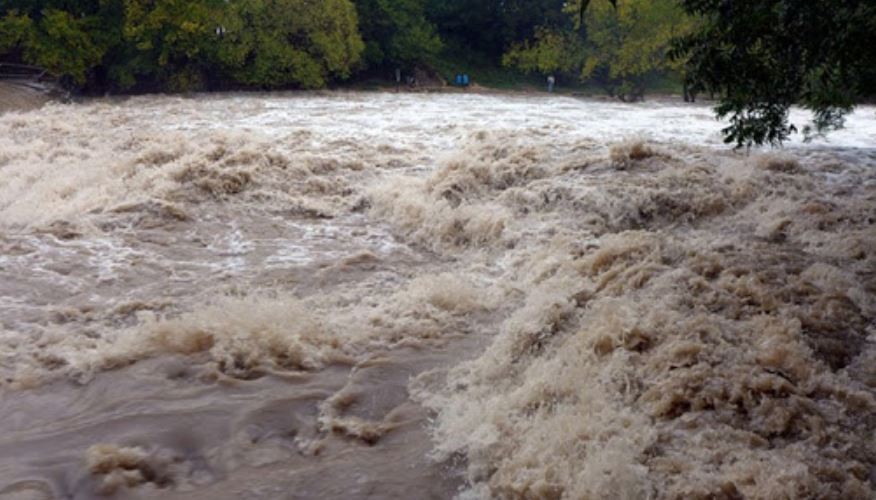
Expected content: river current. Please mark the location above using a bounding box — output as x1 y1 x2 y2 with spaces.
0 93 874 499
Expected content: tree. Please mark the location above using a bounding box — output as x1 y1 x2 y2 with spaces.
355 0 441 68
578 0 690 100
120 0 226 90
1 0 364 91
0 2 123 86
503 0 691 101
500 0 568 49
672 0 876 147
426 0 503 57
217 0 364 89
502 27 586 78
422 0 567 63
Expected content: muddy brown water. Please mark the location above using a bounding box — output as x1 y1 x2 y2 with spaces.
0 83 51 115
1 93 875 499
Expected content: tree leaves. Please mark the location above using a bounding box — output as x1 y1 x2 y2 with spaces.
0 0 364 91
509 0 690 102
0 6 114 85
673 0 875 147
215 0 364 89
355 0 441 67
578 0 618 27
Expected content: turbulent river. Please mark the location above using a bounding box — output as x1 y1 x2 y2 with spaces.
0 93 874 499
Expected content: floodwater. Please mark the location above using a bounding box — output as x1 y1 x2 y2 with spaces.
0 83 53 115
0 93 874 499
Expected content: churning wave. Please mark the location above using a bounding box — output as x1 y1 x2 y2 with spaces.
0 93 874 498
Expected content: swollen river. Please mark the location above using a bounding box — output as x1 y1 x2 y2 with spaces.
1 93 875 499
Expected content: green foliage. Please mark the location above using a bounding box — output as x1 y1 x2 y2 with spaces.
673 0 876 147
503 0 691 101
0 3 119 85
579 0 690 100
356 0 440 68
119 0 222 90
34 9 106 84
502 27 585 76
216 0 363 89
0 10 32 51
0 0 363 91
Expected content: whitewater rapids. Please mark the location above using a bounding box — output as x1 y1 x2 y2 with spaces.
0 92 874 499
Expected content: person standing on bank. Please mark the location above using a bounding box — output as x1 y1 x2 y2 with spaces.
547 75 556 93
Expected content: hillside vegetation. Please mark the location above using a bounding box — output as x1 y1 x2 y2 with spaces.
0 0 688 96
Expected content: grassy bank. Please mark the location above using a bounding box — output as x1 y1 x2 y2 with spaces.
342 55 686 100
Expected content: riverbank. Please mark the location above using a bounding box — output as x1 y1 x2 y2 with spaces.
0 66 691 116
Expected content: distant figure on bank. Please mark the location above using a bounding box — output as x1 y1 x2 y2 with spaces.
547 75 556 93
683 82 696 103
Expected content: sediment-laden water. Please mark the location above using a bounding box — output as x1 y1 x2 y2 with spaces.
0 83 52 115
1 93 874 499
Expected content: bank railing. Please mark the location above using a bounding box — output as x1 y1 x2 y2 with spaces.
0 62 55 79
0 62 65 96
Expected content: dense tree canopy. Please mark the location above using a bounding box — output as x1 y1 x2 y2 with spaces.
217 0 363 89
0 0 585 91
504 0 691 101
579 0 690 100
120 0 226 90
355 0 440 68
427 0 566 58
673 0 876 146
0 2 123 85
502 26 585 78
0 0 364 90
